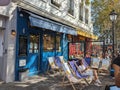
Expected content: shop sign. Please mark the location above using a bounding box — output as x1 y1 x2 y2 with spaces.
19 59 26 67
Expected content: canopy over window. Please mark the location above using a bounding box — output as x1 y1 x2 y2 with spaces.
29 13 77 35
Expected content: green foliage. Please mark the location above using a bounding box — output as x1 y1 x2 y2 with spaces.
91 0 120 36
85 0 90 5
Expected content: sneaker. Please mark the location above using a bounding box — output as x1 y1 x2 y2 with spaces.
94 82 101 86
96 79 101 84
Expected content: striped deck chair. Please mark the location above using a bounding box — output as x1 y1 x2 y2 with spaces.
56 56 66 63
68 60 91 85
75 58 89 69
47 57 59 74
62 62 83 90
84 57 91 66
54 57 63 74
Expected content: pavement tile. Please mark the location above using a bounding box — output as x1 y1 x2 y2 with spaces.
0 72 115 90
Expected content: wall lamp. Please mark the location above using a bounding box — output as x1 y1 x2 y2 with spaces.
11 30 16 36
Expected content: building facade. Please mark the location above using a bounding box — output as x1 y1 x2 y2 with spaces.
0 0 97 82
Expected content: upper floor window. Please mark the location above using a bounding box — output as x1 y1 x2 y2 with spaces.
85 8 89 24
51 0 61 7
68 0 74 16
79 3 83 21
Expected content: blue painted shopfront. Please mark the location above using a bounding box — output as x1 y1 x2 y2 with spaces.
15 9 77 80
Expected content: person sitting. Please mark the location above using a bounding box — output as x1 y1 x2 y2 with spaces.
77 59 101 86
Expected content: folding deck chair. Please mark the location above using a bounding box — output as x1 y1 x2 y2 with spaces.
90 57 100 69
47 57 59 74
68 60 91 85
98 58 111 74
54 56 64 74
62 62 84 90
56 56 66 63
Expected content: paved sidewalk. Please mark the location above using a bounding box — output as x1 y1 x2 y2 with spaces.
0 73 115 90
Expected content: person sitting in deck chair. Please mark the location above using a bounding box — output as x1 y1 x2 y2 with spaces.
77 59 101 86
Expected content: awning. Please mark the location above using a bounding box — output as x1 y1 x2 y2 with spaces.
77 30 98 40
29 14 77 35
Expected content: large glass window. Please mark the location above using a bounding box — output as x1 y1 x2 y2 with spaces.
43 34 55 51
43 33 61 52
69 42 85 59
68 0 74 16
29 34 39 53
19 35 27 56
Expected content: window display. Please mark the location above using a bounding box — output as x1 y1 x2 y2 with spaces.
43 34 55 51
69 42 85 59
43 33 61 52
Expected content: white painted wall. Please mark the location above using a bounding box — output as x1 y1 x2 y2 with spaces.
0 30 3 57
17 0 93 33
0 30 3 80
1 3 17 82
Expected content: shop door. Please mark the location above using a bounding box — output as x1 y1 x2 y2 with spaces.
28 34 40 75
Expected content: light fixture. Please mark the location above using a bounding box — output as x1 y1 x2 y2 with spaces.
11 30 16 36
109 10 117 60
109 10 117 21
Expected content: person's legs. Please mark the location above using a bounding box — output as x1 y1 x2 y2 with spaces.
93 70 98 80
93 70 101 84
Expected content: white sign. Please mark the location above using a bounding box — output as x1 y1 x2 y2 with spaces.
19 59 26 67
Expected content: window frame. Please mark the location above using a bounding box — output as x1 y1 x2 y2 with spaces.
29 34 39 53
68 0 74 16
79 3 83 21
51 0 61 8
18 35 27 56
43 33 55 52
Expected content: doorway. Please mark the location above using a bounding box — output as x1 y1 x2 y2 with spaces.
27 34 41 75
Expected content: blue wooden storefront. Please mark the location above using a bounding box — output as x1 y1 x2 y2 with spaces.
15 8 77 80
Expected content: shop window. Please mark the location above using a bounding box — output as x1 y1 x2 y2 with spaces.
67 35 73 42
68 0 74 16
43 34 55 51
19 35 27 56
80 42 84 52
56 35 61 51
29 34 39 53
69 42 85 59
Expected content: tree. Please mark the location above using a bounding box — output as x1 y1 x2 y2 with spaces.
91 0 120 37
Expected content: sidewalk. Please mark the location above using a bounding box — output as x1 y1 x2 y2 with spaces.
0 72 115 90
